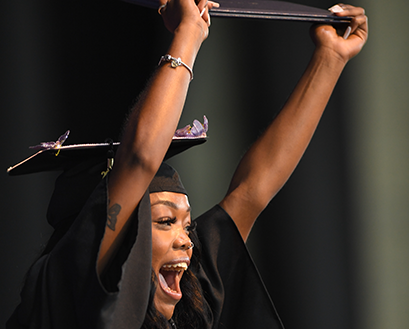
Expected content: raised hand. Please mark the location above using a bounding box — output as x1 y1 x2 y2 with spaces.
158 0 219 40
311 3 368 62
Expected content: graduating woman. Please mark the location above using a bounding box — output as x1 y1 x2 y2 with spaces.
7 1 368 328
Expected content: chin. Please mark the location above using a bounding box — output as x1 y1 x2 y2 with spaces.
155 299 177 320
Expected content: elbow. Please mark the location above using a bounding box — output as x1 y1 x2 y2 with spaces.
116 144 161 179
227 183 271 217
236 181 279 214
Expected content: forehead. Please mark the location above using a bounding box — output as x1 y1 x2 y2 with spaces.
149 191 191 210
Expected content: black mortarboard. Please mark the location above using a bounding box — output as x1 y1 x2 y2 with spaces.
123 0 351 23
7 131 206 229
6 138 206 176
8 116 208 176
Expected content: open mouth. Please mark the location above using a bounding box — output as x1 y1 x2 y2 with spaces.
158 262 188 300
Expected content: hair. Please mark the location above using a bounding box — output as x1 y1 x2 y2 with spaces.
141 226 211 329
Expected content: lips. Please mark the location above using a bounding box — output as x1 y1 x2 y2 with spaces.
158 261 189 300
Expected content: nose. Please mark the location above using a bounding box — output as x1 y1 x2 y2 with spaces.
174 230 194 251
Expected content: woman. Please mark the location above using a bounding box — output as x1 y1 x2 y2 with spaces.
7 1 368 328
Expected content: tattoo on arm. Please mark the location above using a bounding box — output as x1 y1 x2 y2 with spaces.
107 203 121 231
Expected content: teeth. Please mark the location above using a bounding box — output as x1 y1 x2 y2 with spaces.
166 286 178 293
162 262 188 272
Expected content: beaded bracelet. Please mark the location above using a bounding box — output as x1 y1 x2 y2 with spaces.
158 54 193 81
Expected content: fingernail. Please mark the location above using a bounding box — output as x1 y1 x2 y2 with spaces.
343 26 352 39
328 4 343 13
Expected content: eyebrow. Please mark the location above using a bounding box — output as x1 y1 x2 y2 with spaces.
150 200 191 213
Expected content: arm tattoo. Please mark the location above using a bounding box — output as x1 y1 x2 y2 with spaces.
107 203 121 231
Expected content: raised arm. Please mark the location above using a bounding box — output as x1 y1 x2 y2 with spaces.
97 0 218 274
219 4 368 241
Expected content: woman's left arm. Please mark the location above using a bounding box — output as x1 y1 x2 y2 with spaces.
219 4 368 241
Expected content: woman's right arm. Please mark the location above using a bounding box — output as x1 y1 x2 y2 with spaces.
97 0 217 274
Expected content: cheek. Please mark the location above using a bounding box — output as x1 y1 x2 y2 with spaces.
151 230 171 268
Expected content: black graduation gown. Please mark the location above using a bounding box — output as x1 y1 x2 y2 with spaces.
7 178 284 329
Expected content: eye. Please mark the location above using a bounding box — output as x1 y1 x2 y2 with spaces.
184 220 196 235
187 220 196 232
155 217 177 228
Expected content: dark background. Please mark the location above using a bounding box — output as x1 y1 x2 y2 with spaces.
1 1 408 328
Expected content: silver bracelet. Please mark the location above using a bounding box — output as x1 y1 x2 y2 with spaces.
158 54 193 81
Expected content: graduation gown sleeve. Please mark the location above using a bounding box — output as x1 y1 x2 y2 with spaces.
195 205 285 329
7 178 153 329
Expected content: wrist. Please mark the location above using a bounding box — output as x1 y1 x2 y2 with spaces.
158 54 194 81
312 46 348 71
167 23 205 70
174 21 206 50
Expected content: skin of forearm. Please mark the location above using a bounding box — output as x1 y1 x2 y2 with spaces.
117 25 204 172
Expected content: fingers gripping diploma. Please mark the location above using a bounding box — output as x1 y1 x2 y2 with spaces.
197 0 220 27
158 0 219 36
312 3 368 62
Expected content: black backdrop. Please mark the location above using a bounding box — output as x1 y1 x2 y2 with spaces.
0 1 359 328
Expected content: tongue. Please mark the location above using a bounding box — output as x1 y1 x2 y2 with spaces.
159 270 178 292
159 272 169 289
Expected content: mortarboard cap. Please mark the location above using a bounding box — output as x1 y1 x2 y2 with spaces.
7 116 208 176
6 117 207 230
6 138 206 176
